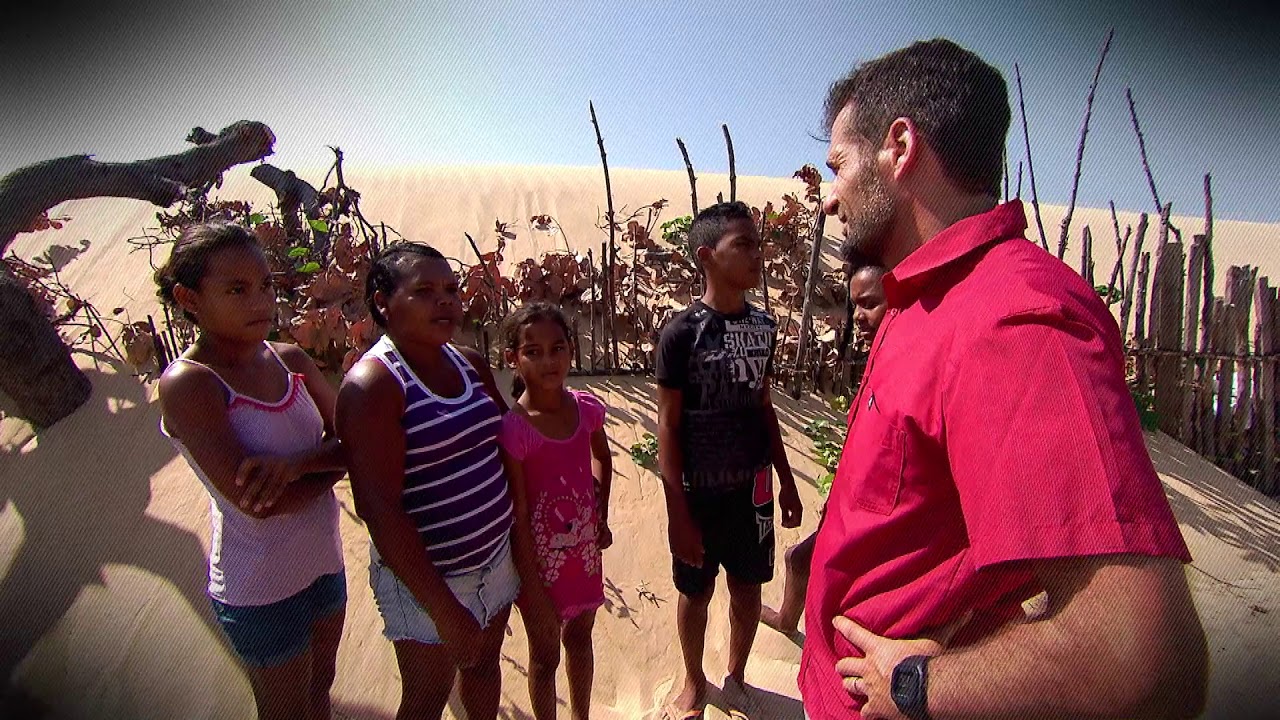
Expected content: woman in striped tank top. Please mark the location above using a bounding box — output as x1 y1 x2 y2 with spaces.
336 242 521 720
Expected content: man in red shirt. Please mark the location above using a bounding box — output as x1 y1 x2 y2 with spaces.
800 38 1208 720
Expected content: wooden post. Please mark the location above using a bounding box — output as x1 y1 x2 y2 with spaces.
1080 226 1095 285
573 317 583 372
609 243 620 369
1200 175 1215 352
1256 276 1277 494
1119 213 1150 340
1134 251 1151 386
793 210 828 397
1181 235 1206 446
1211 298 1229 463
758 210 771 315
1152 239 1185 436
587 249 597 371
1229 267 1257 477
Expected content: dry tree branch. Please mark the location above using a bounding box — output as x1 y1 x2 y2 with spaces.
1014 65 1048 251
676 138 699 216
723 124 737 203
1058 28 1114 260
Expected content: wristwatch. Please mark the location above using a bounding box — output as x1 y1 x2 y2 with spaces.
891 655 931 720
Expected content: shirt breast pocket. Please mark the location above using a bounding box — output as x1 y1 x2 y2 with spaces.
847 407 906 515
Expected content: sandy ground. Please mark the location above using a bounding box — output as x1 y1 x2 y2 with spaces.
2 165 1279 719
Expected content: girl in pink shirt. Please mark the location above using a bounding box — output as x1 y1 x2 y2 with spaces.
498 303 613 720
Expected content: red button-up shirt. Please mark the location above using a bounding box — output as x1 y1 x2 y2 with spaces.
799 201 1191 718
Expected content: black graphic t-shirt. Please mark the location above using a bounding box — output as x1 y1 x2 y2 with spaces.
656 301 777 492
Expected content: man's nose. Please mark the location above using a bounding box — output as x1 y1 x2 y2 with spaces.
822 194 839 216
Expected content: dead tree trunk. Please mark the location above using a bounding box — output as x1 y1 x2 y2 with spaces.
0 270 92 428
0 121 275 428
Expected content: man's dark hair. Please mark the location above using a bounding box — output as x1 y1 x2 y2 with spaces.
686 201 754 270
823 38 1010 198
364 241 447 327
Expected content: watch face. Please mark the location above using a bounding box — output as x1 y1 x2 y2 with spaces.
892 667 919 700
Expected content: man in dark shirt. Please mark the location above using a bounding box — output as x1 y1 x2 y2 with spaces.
656 201 803 718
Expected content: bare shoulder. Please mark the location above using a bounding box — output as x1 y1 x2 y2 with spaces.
340 355 397 394
269 341 321 374
456 344 492 373
158 358 222 406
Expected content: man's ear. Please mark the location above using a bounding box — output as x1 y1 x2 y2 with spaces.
172 283 200 319
696 244 713 270
882 116 920 182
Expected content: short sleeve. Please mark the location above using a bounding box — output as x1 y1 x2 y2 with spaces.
575 391 607 433
765 319 778 378
499 411 534 461
655 315 691 389
944 308 1191 571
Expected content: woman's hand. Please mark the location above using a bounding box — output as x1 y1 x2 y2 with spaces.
235 456 303 514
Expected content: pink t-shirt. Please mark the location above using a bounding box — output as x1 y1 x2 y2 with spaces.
499 390 608 622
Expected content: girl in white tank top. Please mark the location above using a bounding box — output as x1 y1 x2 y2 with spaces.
155 222 349 719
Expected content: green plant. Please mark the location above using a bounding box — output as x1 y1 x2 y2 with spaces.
804 418 843 496
829 394 851 414
630 432 659 469
660 215 692 245
1131 384 1158 432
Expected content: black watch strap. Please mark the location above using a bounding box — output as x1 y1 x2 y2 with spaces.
891 655 931 720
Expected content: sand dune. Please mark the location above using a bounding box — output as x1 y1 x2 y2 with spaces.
2 165 1278 719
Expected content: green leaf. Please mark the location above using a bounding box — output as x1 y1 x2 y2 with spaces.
287 246 309 258
299 261 322 273
308 219 330 233
249 213 266 226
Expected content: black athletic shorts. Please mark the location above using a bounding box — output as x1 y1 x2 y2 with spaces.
672 469 775 596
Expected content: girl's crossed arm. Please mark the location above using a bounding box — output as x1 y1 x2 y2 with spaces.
236 343 348 513
161 362 337 520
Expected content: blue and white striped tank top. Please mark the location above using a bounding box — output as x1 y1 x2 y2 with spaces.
366 336 514 576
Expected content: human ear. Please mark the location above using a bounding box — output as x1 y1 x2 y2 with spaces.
172 283 200 319
372 289 390 322
883 116 919 180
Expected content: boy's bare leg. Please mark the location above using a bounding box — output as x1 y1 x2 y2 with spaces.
669 586 713 715
725 575 762 684
761 531 816 634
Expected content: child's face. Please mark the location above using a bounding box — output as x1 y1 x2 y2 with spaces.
701 218 763 292
848 268 888 344
176 244 276 342
378 256 463 346
508 319 572 395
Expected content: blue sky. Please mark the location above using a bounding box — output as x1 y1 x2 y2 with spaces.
4 1 1277 221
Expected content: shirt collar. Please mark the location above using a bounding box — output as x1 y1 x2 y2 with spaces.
881 200 1029 307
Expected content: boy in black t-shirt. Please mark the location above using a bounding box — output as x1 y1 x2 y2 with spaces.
655 201 802 718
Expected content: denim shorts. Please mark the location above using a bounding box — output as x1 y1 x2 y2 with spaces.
211 571 347 668
369 539 520 644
